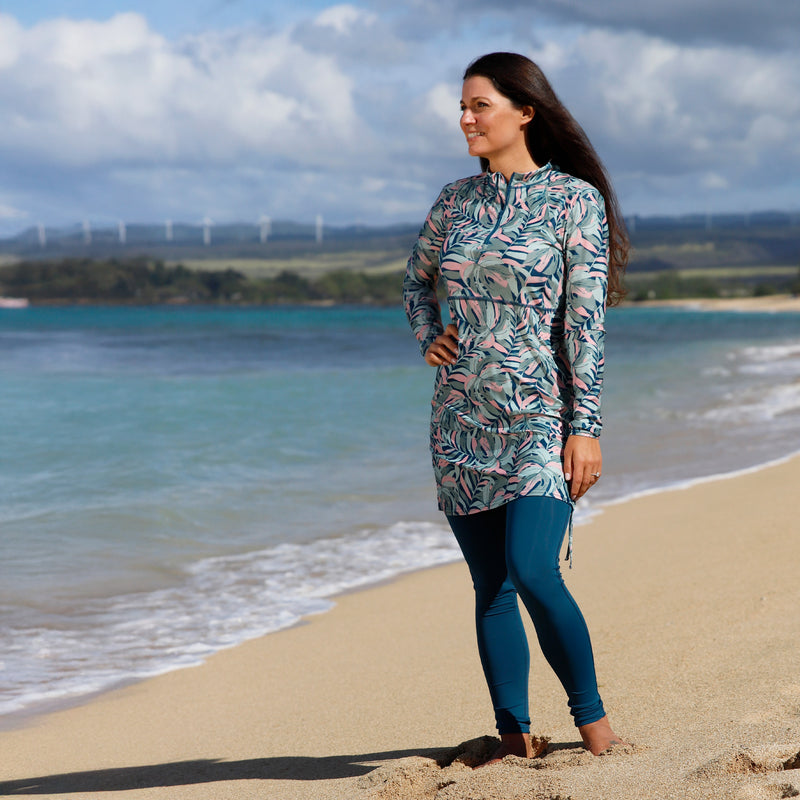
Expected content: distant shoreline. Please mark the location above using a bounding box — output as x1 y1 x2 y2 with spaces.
630 293 800 313
4 294 800 312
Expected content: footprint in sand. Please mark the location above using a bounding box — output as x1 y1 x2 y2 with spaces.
690 745 800 800
733 783 799 799
358 735 641 800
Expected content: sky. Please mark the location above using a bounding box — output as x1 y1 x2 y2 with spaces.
0 0 798 236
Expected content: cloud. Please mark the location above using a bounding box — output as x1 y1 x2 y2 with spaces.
0 8 462 228
0 12 358 170
314 3 376 34
0 202 26 219
413 0 800 48
0 4 798 233
701 172 729 190
546 0 800 47
524 28 800 211
291 3 407 64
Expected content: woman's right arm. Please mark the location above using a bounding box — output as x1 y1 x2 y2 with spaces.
403 187 451 358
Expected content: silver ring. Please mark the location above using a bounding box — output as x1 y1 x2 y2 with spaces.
591 472 601 477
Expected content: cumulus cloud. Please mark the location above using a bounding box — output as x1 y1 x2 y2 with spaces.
548 30 800 171
314 4 377 34
291 3 407 64
516 28 800 213
0 3 798 232
0 8 467 228
0 12 358 168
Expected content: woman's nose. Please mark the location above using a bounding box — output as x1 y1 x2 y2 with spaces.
461 108 475 126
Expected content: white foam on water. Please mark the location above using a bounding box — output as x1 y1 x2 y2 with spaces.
4 306 800 721
0 520 462 717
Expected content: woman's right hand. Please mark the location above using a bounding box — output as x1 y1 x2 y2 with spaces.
424 323 459 366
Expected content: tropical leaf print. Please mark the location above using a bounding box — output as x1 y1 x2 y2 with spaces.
404 164 608 515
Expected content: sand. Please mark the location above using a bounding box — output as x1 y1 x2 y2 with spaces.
1 455 800 800
636 293 800 313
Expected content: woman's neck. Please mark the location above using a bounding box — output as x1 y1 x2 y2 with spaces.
489 154 540 181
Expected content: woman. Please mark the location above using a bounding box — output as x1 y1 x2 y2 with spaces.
403 52 628 763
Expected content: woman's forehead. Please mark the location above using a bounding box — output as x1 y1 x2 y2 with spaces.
461 75 501 100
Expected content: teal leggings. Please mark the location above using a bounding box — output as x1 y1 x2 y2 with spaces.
446 495 605 733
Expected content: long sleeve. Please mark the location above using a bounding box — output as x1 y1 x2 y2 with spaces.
403 187 450 357
562 186 608 438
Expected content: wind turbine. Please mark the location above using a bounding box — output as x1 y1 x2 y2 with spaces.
83 219 92 246
165 219 173 242
258 215 272 244
202 216 213 246
37 222 46 249
118 220 127 245
315 214 323 244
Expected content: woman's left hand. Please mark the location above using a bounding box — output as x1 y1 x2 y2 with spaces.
563 435 602 501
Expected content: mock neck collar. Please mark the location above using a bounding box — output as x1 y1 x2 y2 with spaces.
485 162 553 188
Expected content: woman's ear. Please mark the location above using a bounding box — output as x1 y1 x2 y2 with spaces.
520 105 535 125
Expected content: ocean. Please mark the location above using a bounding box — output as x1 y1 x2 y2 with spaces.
1 303 799 722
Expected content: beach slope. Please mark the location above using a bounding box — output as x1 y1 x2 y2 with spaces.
1 456 799 800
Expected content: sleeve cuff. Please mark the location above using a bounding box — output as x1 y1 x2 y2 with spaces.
569 421 602 438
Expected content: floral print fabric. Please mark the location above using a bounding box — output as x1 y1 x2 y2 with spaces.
404 163 608 515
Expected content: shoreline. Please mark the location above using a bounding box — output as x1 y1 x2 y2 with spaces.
630 293 800 312
3 447 800 729
3 293 800 312
3 446 800 727
1 454 800 799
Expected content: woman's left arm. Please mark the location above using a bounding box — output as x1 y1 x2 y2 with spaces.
562 186 609 500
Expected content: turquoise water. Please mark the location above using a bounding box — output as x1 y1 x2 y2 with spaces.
1 304 799 718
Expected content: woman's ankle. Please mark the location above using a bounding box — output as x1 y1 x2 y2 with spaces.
499 732 535 758
578 715 626 755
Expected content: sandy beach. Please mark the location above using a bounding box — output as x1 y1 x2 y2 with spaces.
636 293 800 313
1 455 799 800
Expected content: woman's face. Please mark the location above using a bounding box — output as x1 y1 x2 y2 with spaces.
460 75 533 169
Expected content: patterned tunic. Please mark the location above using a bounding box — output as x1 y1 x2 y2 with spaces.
404 163 608 518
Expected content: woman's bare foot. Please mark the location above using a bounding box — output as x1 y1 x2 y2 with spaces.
578 715 627 755
478 732 549 768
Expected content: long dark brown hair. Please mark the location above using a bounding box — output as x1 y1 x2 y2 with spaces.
464 52 628 305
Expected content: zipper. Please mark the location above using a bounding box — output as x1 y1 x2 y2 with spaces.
484 174 515 245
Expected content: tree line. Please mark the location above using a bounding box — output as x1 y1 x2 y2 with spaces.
1 256 798 305
0 258 403 305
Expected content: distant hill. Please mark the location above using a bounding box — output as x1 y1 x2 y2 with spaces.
0 220 420 262
1 210 798 304
1 211 798 272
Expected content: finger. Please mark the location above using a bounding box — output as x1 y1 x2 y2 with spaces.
563 447 573 483
440 333 459 357
426 339 457 366
427 349 445 366
579 470 593 499
439 341 457 362
570 463 585 500
440 340 458 359
432 333 458 362
579 464 603 498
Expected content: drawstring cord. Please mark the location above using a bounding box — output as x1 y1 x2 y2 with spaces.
565 503 575 569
